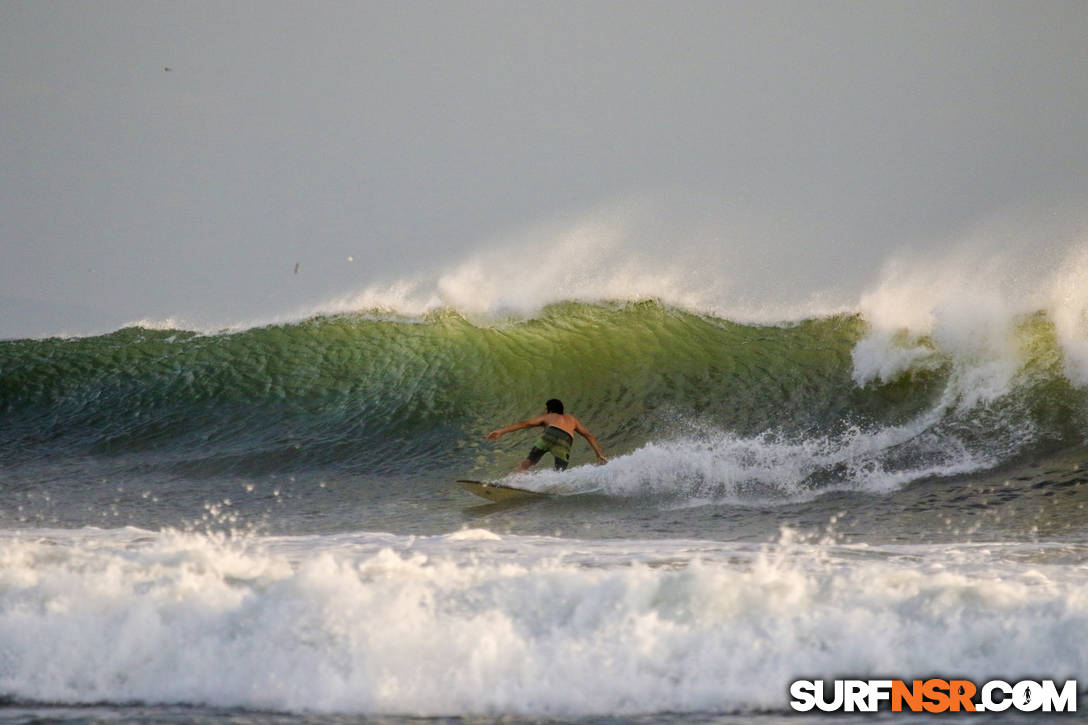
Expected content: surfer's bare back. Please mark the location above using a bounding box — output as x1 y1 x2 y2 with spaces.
486 398 607 471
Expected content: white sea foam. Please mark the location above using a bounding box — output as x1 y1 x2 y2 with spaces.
515 410 1008 502
852 235 1088 400
0 528 1083 716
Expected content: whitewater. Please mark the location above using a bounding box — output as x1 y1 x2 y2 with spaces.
3 238 1088 723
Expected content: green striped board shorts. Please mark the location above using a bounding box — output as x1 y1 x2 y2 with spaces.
527 426 573 470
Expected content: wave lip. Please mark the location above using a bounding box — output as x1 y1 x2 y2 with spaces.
0 529 1085 716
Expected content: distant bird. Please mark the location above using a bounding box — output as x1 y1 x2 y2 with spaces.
294 263 300 274
164 67 172 72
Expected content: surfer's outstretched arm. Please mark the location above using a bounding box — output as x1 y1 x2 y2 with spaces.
486 415 546 440
574 418 607 464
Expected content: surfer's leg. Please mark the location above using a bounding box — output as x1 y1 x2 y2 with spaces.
519 444 546 471
550 433 571 471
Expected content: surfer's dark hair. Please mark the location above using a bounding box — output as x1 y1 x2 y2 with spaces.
546 398 564 414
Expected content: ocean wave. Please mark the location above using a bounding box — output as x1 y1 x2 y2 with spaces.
2 299 1087 493
0 528 1083 716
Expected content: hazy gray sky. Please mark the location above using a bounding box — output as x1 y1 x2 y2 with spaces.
2 1 1086 336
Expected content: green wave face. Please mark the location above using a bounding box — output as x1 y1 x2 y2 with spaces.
2 302 1085 486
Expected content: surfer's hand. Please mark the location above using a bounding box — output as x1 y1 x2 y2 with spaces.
596 455 608 465
486 430 503 440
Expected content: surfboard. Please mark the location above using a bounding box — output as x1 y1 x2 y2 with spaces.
455 479 551 502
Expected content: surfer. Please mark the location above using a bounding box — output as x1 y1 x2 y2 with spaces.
486 398 607 471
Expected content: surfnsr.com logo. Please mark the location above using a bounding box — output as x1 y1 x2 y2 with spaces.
790 679 1079 713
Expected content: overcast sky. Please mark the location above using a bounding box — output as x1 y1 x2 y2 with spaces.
2 1 1086 337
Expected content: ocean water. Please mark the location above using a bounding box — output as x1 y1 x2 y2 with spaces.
2 288 1088 723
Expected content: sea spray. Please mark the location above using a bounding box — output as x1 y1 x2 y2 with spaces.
0 527 1084 716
